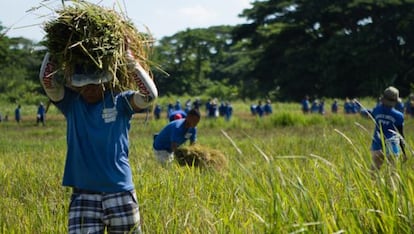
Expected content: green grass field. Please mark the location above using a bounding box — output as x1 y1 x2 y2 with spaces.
1 101 414 233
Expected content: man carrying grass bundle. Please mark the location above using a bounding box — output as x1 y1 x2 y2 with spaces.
153 109 201 165
39 2 157 233
370 86 406 174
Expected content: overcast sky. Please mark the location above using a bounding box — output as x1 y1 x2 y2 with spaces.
0 0 252 42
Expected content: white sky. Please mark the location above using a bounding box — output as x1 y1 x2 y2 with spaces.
0 0 252 42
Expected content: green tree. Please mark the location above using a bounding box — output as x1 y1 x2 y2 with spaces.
0 22 44 103
234 0 414 100
152 26 243 99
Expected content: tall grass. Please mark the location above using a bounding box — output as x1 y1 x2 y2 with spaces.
0 101 413 233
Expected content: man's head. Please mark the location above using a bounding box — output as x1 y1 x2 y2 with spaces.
185 108 201 128
381 86 399 107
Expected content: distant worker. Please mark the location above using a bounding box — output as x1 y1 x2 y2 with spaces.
344 98 353 114
256 100 264 117
395 98 404 113
311 99 319 113
405 94 414 117
331 99 338 114
370 86 406 173
15 104 21 124
153 109 201 165
36 102 46 126
225 102 233 121
208 99 218 118
193 98 201 110
153 104 162 120
250 104 257 115
264 99 273 115
184 99 192 113
318 99 325 115
166 103 174 118
301 96 310 114
219 101 226 117
174 100 182 110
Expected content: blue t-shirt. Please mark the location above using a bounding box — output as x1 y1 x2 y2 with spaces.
301 99 310 112
15 107 21 121
264 104 272 114
37 105 45 116
371 104 404 153
225 105 233 119
55 88 136 193
331 102 338 113
153 119 197 152
256 105 264 117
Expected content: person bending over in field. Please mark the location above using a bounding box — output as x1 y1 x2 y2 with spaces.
370 86 406 174
39 50 157 233
153 108 201 165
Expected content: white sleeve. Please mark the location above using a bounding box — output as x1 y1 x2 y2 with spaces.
39 53 64 102
127 50 158 102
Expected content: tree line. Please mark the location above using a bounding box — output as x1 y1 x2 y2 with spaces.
0 0 413 104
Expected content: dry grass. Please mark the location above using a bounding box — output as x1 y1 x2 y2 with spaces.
43 1 154 91
175 144 228 172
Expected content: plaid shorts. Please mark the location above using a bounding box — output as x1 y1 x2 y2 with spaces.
68 189 141 234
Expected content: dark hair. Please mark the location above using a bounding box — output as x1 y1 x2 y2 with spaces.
188 108 201 118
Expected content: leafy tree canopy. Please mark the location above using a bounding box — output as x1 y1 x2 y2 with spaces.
234 0 414 100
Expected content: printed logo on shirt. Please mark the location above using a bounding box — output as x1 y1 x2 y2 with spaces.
102 107 117 123
185 132 193 139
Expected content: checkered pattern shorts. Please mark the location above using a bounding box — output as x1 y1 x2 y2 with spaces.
68 190 141 234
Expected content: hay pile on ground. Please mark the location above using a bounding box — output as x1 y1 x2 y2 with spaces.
175 145 228 172
43 1 154 90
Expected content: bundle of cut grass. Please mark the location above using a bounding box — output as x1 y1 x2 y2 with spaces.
175 144 228 172
43 1 154 90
